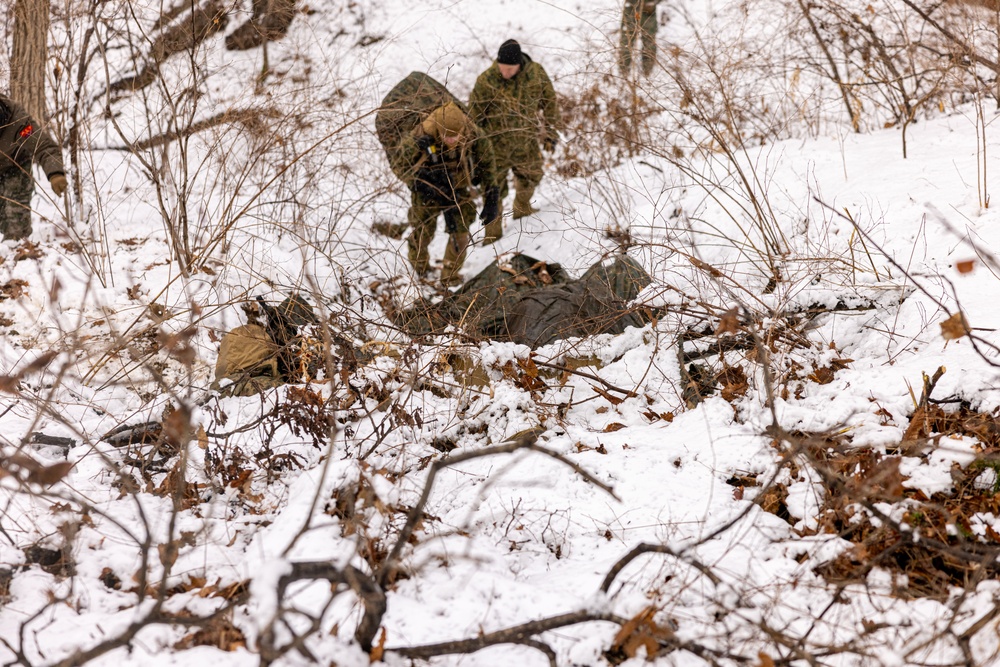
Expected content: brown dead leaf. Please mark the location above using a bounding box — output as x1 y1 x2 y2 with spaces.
603 422 627 432
158 542 178 570
609 606 673 660
940 312 970 340
956 259 975 274
715 307 740 335
174 616 246 651
718 365 749 401
0 279 29 301
161 405 193 449
28 461 74 487
369 627 387 662
14 241 43 262
809 366 836 385
517 356 540 378
592 384 625 406
758 652 776 667
865 456 905 500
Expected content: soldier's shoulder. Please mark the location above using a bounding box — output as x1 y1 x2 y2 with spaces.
524 59 551 79
474 65 502 87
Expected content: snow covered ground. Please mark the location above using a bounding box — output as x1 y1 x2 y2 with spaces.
3 0 1000 665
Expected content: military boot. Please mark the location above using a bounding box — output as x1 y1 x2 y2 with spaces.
512 187 538 219
407 226 432 276
440 232 470 286
482 202 504 245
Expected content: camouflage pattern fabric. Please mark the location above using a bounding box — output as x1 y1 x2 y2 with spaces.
390 114 497 193
619 0 661 75
0 95 65 179
492 138 543 199
395 253 653 347
0 168 34 240
407 192 477 273
378 73 498 276
508 255 652 347
468 54 561 195
468 55 562 152
376 72 462 182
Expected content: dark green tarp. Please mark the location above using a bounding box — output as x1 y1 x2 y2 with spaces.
395 254 653 347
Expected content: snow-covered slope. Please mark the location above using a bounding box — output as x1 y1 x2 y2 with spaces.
2 1 1000 665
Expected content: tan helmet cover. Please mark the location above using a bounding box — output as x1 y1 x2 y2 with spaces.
421 102 469 140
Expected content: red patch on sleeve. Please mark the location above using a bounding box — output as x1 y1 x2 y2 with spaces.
18 124 33 139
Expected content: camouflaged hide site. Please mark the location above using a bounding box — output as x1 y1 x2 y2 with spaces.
214 70 655 397
213 253 655 397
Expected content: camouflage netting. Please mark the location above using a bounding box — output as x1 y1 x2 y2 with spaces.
395 253 654 347
375 72 465 182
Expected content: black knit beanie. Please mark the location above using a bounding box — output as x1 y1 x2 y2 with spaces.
497 39 522 65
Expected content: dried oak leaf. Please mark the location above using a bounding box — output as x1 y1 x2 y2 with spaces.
0 279 28 301
715 307 740 335
940 312 970 340
609 606 674 659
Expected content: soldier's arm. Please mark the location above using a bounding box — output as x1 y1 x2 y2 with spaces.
537 66 563 137
467 76 490 127
390 131 426 187
23 127 65 178
4 98 65 177
471 129 498 191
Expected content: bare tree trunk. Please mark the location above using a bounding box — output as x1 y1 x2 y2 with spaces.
11 0 50 120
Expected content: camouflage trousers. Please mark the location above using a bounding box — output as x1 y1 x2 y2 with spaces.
619 0 659 76
0 167 33 241
407 189 477 274
493 139 544 200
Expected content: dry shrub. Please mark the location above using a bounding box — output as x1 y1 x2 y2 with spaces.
788 406 1000 599
555 76 656 178
276 385 337 448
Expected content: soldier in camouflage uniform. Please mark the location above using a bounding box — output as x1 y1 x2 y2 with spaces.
619 0 662 77
390 102 500 285
468 39 562 243
0 94 67 241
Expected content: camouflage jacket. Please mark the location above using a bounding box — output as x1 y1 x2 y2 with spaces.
392 121 499 193
468 54 562 149
0 95 64 177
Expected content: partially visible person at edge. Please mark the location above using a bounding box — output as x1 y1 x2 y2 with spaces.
619 0 663 77
0 93 66 241
468 38 562 243
390 101 500 286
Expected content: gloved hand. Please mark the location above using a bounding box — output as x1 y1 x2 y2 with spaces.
542 134 558 153
414 166 454 205
479 187 500 224
417 134 441 164
49 174 67 196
